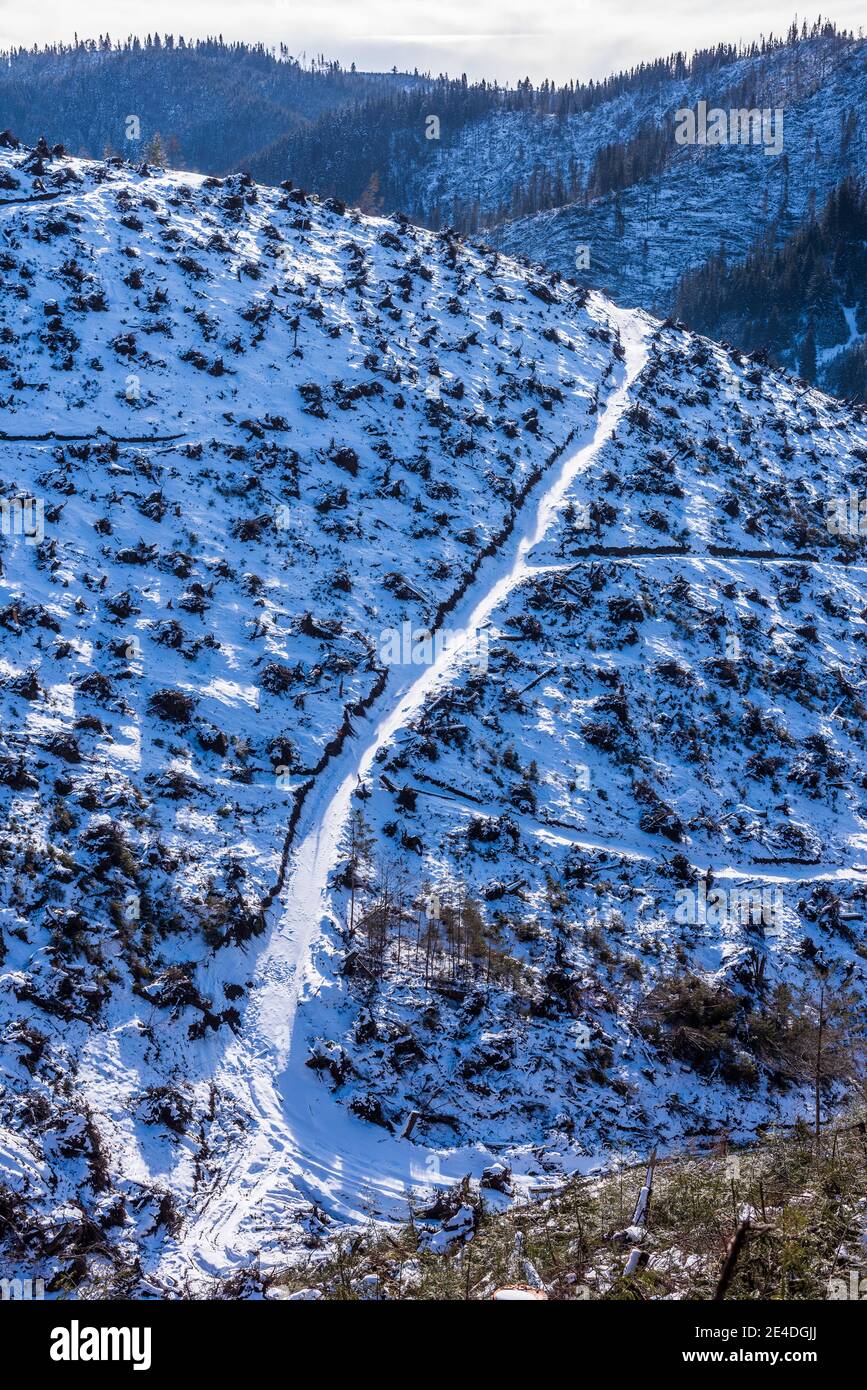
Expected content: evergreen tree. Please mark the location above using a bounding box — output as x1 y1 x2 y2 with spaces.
799 320 817 380
143 132 167 167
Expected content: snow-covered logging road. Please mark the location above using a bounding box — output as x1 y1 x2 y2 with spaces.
163 304 653 1284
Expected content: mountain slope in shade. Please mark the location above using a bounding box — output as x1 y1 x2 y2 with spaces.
673 175 867 400
492 35 867 313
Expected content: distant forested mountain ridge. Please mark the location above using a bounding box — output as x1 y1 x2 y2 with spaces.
238 52 725 218
0 35 416 170
240 21 862 228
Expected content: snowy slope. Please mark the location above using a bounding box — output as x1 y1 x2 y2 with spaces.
163 315 867 1289
334 327 867 1162
0 138 623 1289
1 139 866 1294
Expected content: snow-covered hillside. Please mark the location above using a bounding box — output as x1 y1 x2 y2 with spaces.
0 137 623 1288
338 327 867 1160
1 138 866 1294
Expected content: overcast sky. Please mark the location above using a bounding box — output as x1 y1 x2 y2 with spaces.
1 2 864 84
